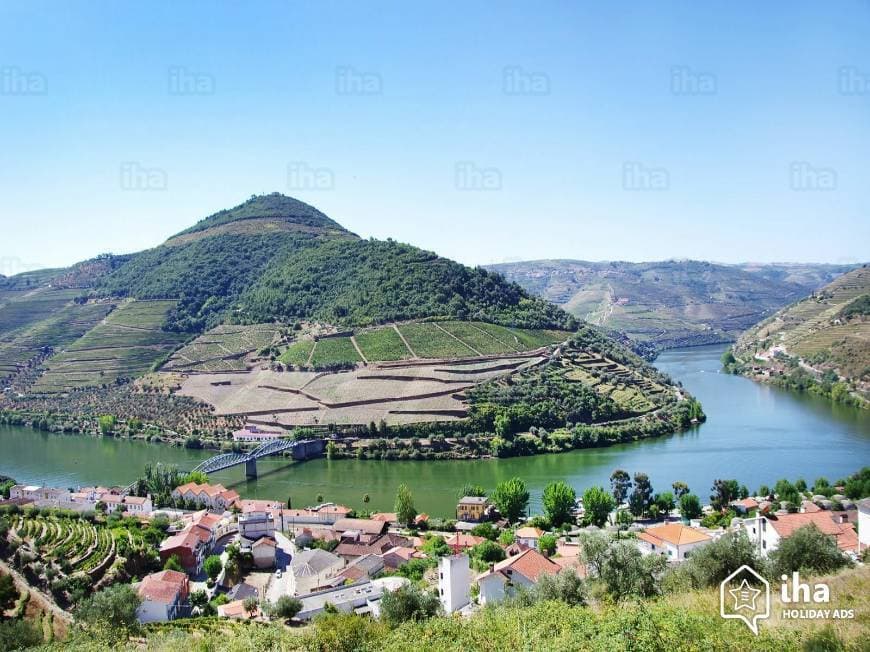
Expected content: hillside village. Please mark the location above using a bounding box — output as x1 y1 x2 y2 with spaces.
1 465 867 640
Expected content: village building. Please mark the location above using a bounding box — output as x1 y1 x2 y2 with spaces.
294 577 409 621
738 511 859 556
217 599 261 620
290 548 345 595
250 536 277 569
730 498 759 514
636 523 713 562
136 570 190 623
477 549 561 605
858 499 870 553
515 526 544 550
456 496 490 522
438 554 472 614
232 424 284 442
171 482 240 510
445 533 487 552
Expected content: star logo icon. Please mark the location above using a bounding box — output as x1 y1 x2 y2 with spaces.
720 565 770 635
729 579 762 611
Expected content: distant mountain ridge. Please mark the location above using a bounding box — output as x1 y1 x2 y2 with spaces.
487 259 858 349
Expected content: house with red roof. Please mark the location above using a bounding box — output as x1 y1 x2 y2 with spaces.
738 511 859 556
136 570 190 623
477 548 562 605
445 533 487 552
172 482 239 510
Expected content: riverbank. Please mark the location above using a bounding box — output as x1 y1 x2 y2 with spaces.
2 346 869 516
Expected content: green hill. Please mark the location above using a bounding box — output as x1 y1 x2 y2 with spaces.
488 259 857 349
0 194 692 451
728 265 869 406
84 193 573 333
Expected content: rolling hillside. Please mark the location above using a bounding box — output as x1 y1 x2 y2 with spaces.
728 265 869 406
0 194 692 455
488 260 857 349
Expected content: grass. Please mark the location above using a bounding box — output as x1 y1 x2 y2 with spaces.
438 321 518 355
354 327 413 361
309 336 361 366
279 339 315 367
397 322 477 358
0 288 81 337
32 300 188 392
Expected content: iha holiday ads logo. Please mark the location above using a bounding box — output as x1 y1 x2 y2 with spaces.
720 565 854 635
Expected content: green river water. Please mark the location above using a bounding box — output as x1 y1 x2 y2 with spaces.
1 345 868 516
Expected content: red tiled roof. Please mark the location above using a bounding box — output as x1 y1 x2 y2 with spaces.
768 512 859 552
638 524 711 547
485 548 560 582
445 533 487 549
138 570 188 604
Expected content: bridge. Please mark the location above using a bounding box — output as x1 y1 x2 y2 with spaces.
191 438 327 479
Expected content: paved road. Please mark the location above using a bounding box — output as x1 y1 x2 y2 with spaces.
265 532 295 604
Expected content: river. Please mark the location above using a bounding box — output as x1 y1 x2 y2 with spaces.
1 345 868 516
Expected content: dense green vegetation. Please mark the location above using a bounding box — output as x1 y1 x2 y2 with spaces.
84 195 575 334
353 327 413 361
243 237 576 330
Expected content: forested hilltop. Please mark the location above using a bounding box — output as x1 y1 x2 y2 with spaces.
86 194 574 332
726 265 869 407
489 259 857 350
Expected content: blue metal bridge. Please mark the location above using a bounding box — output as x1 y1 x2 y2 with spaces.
191 438 326 479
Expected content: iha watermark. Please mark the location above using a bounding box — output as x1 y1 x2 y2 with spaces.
720 566 853 636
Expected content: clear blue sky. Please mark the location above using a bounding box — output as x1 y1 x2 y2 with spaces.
1 1 868 274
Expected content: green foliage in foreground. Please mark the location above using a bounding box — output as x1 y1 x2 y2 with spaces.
30 596 858 652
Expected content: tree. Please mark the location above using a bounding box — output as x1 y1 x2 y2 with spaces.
421 535 451 558
75 584 142 643
628 473 653 517
653 491 675 519
769 524 851 577
679 494 703 520
582 486 615 527
469 522 498 541
243 596 259 618
163 554 183 572
491 477 529 523
610 469 631 504
0 620 42 651
0 573 16 613
395 483 417 526
498 529 515 546
471 540 506 564
680 530 760 588
98 414 116 435
542 480 576 527
615 509 634 536
204 555 223 581
269 595 302 621
190 589 209 611
598 540 666 601
538 533 557 557
458 483 486 499
531 569 587 605
710 479 740 511
379 584 441 627
672 481 689 499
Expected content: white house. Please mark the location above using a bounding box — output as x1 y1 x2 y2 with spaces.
636 523 712 562
239 510 276 539
477 549 561 606
290 548 345 595
738 511 859 556
858 499 870 553
438 554 471 614
136 570 190 623
514 526 544 550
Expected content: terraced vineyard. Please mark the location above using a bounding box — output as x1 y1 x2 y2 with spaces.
0 287 81 335
9 512 132 580
0 301 115 383
163 324 277 372
564 350 667 414
32 300 189 392
277 320 571 369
